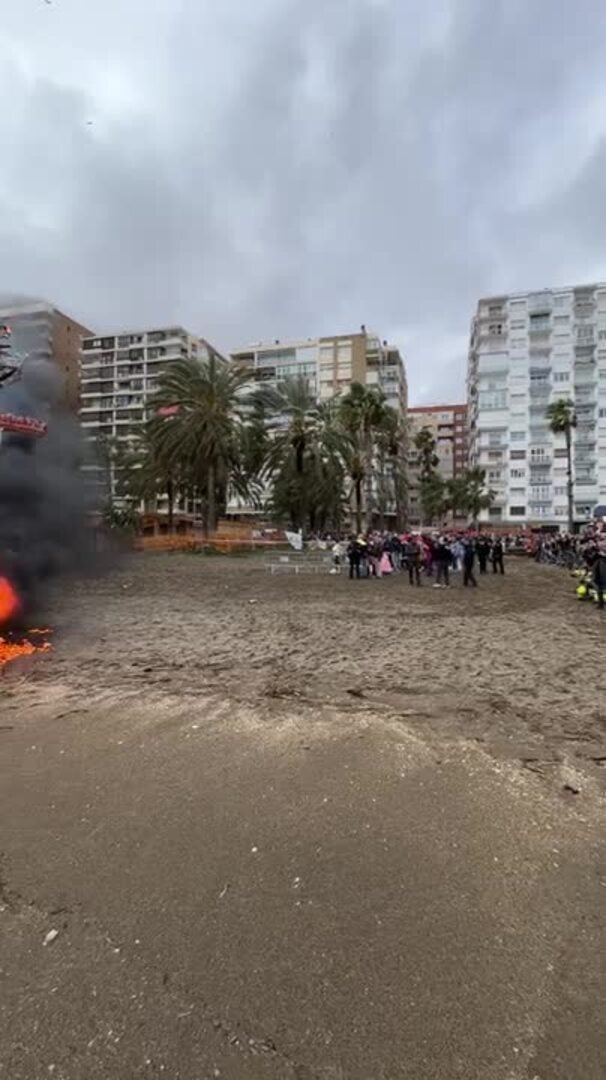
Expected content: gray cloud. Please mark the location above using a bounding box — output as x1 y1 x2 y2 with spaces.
1 0 606 403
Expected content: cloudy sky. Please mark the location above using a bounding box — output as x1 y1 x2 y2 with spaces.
2 0 606 403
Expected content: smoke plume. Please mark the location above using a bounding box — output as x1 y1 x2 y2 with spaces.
0 356 95 628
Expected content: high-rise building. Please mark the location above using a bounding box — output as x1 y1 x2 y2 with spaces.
79 326 214 509
231 328 407 416
468 284 606 528
79 326 204 442
407 404 467 526
0 300 93 411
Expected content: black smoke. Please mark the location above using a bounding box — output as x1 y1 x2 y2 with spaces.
0 357 96 629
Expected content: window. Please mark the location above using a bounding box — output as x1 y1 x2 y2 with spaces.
554 295 568 308
577 325 594 341
510 450 526 460
511 320 526 330
488 470 502 481
599 408 606 418
554 315 569 325
489 323 503 335
510 487 525 496
599 330 606 341
554 448 568 458
554 486 566 496
510 468 526 478
553 371 569 382
479 390 507 409
510 506 526 516
511 431 526 441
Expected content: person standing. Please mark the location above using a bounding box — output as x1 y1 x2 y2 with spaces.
592 540 606 610
434 536 451 588
347 537 361 579
331 538 345 574
476 536 490 574
491 536 505 575
404 536 422 586
462 537 478 587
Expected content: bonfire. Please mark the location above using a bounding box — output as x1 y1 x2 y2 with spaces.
0 575 52 669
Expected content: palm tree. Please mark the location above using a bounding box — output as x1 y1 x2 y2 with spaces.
546 398 577 533
414 427 441 526
374 405 405 530
259 376 322 476
414 427 440 480
339 383 389 532
150 351 251 535
452 466 494 527
261 380 346 531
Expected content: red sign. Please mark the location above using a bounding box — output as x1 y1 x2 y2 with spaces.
0 413 47 437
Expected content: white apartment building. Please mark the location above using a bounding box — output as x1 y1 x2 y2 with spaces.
79 326 210 506
80 326 204 440
468 284 606 528
231 328 407 416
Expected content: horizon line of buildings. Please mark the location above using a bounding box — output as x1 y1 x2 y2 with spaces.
1 280 605 529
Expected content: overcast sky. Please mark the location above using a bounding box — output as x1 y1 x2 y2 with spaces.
2 0 606 404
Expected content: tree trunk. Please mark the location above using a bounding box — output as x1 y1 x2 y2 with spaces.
206 463 216 537
167 477 175 533
566 427 574 534
377 453 386 532
364 448 374 532
355 479 362 535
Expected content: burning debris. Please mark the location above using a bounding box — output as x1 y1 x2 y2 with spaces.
0 629 52 669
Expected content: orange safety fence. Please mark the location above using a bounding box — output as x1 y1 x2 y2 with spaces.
133 533 288 553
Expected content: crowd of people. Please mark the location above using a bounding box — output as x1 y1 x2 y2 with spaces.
312 522 606 610
329 531 510 588
532 525 606 611
533 529 602 569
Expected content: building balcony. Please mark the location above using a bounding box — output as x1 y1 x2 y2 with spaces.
528 294 553 315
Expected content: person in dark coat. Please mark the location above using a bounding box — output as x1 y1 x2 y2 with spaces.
347 537 362 579
433 537 451 588
593 541 606 610
462 538 478 587
476 536 490 574
491 537 505 575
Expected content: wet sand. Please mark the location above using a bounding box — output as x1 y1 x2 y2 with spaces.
0 554 604 1078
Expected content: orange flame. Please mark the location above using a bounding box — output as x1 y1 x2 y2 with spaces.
0 630 52 668
0 576 20 624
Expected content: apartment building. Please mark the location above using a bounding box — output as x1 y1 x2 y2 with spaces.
231 327 407 416
407 404 467 526
80 326 213 507
79 326 204 441
468 284 606 528
0 300 92 411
